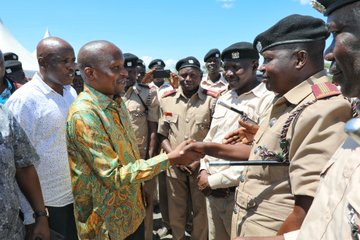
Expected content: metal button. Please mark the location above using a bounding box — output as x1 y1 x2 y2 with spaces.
239 175 245 183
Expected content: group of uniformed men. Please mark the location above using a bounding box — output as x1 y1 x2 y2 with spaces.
1 0 359 239
118 1 360 239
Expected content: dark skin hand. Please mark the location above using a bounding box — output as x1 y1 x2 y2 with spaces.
197 169 210 190
147 121 159 158
159 134 201 172
232 195 313 240
16 165 50 240
141 69 156 84
181 141 251 161
223 119 259 145
166 139 204 166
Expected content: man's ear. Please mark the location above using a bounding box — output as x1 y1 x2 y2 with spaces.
252 60 259 72
295 50 307 70
38 57 46 70
83 67 94 81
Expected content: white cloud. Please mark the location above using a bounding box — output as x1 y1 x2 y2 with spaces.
217 0 236 9
297 0 312 5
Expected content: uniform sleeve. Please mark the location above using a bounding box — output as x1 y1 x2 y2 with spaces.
147 88 159 123
157 100 170 137
67 110 170 190
207 166 243 189
289 97 351 197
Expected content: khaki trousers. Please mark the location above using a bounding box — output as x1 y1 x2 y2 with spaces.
206 193 235 240
167 174 208 240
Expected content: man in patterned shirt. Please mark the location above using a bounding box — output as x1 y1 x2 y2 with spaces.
67 40 202 240
0 105 49 240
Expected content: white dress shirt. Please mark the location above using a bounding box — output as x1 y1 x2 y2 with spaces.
200 83 274 189
6 72 77 223
149 81 174 99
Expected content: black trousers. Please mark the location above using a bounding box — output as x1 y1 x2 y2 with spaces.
124 222 144 240
46 203 78 240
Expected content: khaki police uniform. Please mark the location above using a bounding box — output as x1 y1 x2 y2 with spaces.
295 137 360 240
231 71 351 238
158 86 217 240
200 83 274 240
122 82 159 240
200 73 228 95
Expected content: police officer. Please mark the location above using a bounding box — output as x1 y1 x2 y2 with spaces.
293 1 360 240
136 59 146 83
180 14 351 239
4 52 28 86
122 53 160 240
148 59 174 99
158 56 218 240
198 42 274 240
201 48 228 95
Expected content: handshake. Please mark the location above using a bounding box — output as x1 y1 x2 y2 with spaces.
167 119 260 167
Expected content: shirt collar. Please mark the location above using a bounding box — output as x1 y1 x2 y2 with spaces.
203 73 228 86
283 70 328 105
175 86 206 101
32 72 71 95
83 84 120 110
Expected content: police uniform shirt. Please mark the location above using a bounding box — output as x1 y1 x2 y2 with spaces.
123 82 159 158
158 87 217 180
200 83 274 189
296 137 360 240
234 70 351 236
200 73 229 95
149 81 174 100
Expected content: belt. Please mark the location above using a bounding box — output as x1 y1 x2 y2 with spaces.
208 186 237 198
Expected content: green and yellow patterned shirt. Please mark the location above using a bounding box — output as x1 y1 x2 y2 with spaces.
66 85 169 240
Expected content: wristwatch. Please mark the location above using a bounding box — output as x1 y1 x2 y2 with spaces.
33 208 49 219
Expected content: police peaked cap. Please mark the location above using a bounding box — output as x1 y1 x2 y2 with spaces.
253 14 329 54
204 48 221 62
137 59 146 68
123 53 138 68
5 60 23 74
4 52 19 61
175 56 201 71
312 0 360 16
148 59 165 69
221 42 259 61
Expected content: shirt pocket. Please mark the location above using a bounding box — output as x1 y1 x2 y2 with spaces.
212 107 226 120
195 115 211 132
164 113 178 125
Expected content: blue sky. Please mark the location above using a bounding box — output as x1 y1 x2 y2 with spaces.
1 0 326 69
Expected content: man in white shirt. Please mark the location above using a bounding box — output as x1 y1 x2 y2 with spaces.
148 59 174 99
198 42 274 240
6 37 78 239
200 48 228 95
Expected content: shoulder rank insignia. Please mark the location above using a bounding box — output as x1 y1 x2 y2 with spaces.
202 89 220 98
312 82 340 100
162 89 177 98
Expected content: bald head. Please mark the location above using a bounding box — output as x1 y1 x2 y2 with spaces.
77 40 122 71
36 37 73 62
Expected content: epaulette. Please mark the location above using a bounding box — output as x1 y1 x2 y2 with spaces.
311 82 341 100
202 89 220 98
138 83 150 88
162 89 177 98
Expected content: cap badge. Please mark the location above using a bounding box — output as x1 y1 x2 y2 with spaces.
188 59 194 64
6 68 12 74
127 62 132 67
215 53 219 57
12 56 16 60
231 51 240 59
311 0 326 14
157 61 161 65
256 41 263 53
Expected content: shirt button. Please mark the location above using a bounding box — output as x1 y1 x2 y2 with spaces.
184 136 188 140
239 175 245 182
186 119 189 123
